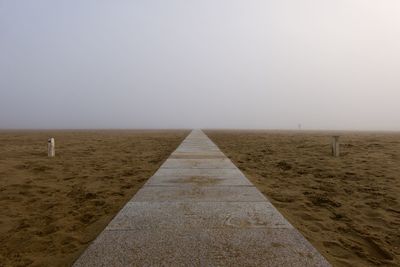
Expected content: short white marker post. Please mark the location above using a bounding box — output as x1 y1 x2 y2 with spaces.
48 138 55 157
332 136 340 157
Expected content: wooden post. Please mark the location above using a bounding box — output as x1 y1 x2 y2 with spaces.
332 136 340 157
48 138 55 157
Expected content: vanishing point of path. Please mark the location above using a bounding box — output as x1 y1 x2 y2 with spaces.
73 130 330 266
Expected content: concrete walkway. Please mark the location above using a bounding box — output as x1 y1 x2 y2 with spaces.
73 130 330 266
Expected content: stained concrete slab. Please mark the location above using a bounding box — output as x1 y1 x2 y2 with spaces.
170 155 226 159
106 201 292 230
170 152 226 159
176 144 219 149
73 130 331 266
145 173 252 186
161 158 237 169
131 185 267 202
173 148 222 153
153 168 247 178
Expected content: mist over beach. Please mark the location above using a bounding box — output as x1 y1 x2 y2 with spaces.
1 0 400 130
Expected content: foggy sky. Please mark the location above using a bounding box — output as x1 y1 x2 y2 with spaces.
1 0 400 130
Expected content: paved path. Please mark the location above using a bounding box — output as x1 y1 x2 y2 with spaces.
73 130 330 266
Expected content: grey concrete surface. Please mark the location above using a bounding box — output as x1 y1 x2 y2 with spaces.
161 158 237 169
131 185 267 202
152 167 247 178
73 130 331 267
105 201 293 230
145 174 252 186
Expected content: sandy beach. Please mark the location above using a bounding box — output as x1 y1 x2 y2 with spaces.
1 129 399 266
206 130 400 266
0 130 188 266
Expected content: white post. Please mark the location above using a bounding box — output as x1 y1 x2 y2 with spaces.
332 136 340 157
48 138 55 157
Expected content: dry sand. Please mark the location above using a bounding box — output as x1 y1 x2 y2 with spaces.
206 130 400 267
0 130 188 267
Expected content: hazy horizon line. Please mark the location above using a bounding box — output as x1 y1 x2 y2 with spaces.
1 127 399 133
